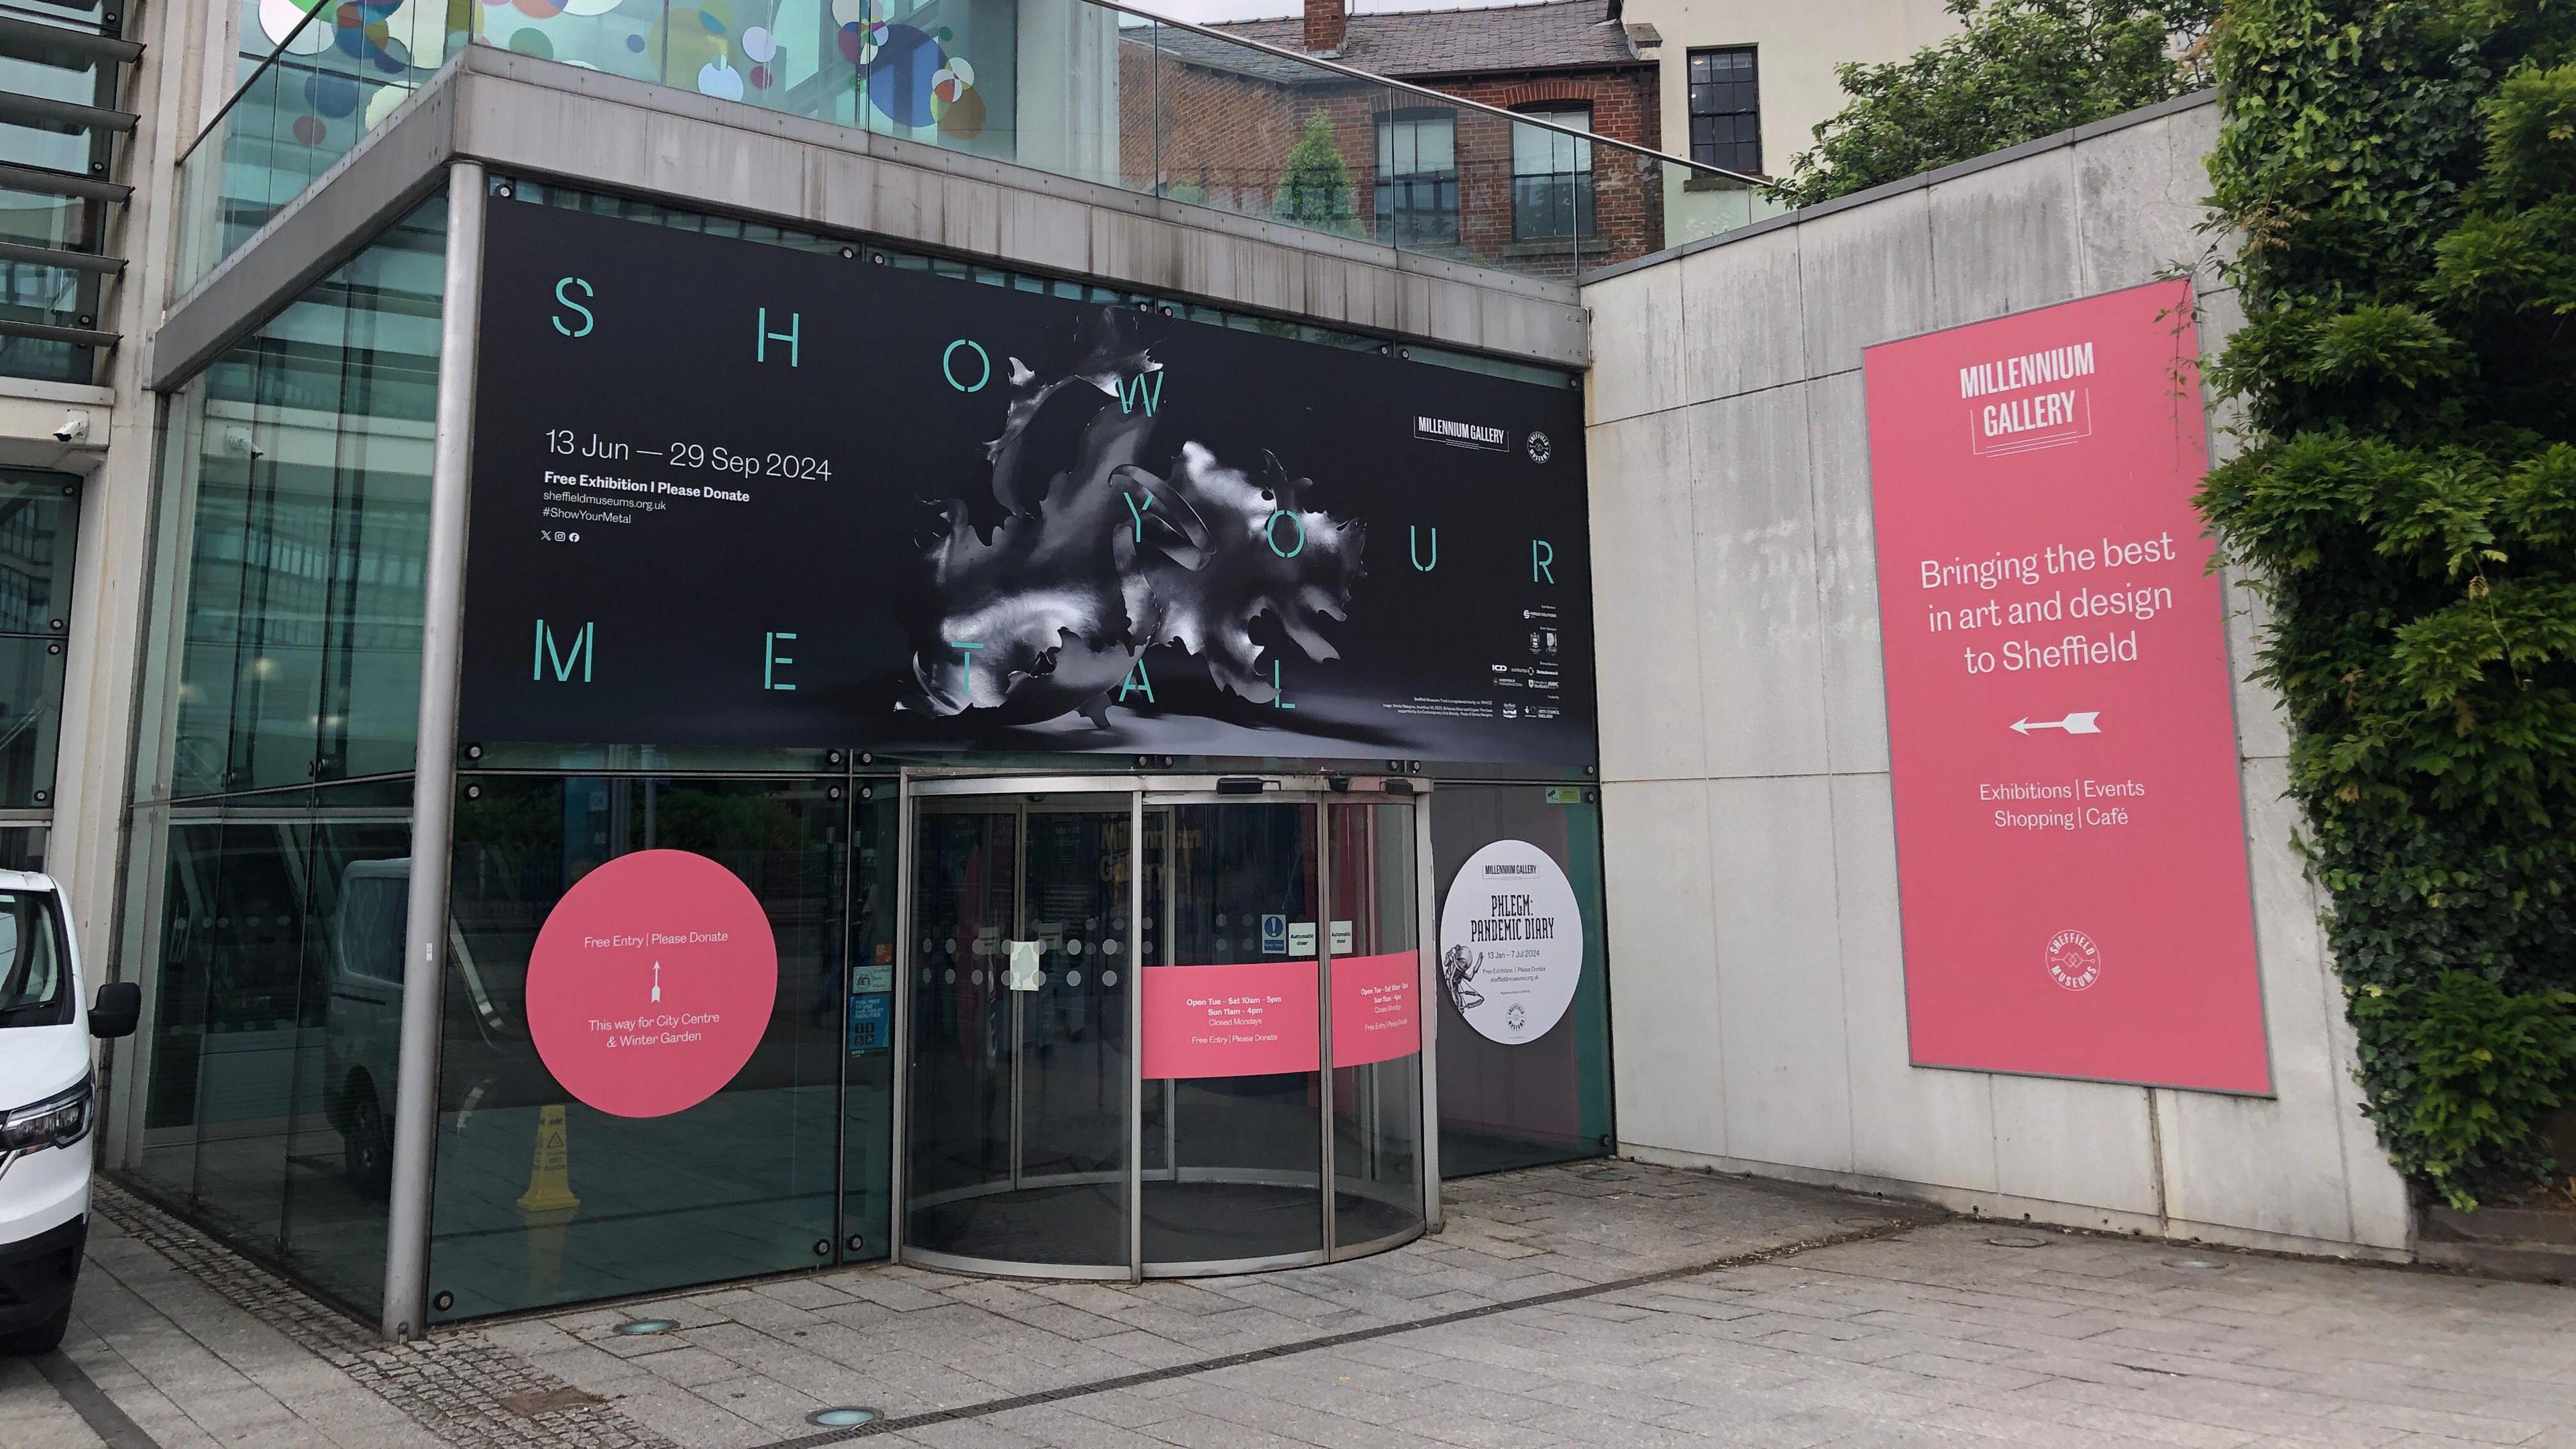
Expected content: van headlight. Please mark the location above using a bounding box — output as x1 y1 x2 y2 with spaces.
1 1074 93 1154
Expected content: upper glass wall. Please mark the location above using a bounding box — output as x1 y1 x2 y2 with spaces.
136 200 443 806
172 0 1782 294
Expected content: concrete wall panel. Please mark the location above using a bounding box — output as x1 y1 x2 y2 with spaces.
1582 95 2414 1258
1830 773 2000 1192
1588 409 1707 783
1807 370 1890 775
1927 148 2081 331
1799 187 1935 372
1580 261 1684 425
1680 224 1808 400
1988 1073 2159 1219
1709 773 1855 1171
1603 779 1727 1156
2076 101 2222 298
1686 388 1829 780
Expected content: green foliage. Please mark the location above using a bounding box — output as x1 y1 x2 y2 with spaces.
2349 974 2576 1208
2198 0 2576 1207
1273 112 1358 235
1778 0 2216 205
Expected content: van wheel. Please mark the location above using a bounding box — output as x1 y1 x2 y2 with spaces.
0 1300 69 1354
342 1081 392 1199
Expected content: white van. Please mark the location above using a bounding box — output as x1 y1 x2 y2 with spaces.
0 872 137 1354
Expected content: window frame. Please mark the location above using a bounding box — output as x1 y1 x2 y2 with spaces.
1507 102 1596 242
1686 46 1762 175
1372 105 1460 250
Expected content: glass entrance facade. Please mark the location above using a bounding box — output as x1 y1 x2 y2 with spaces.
904 779 1429 1280
119 178 1604 1332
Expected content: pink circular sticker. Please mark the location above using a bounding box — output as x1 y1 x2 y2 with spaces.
525 849 778 1118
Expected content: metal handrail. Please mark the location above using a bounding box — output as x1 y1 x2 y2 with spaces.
179 0 1778 194
174 0 331 166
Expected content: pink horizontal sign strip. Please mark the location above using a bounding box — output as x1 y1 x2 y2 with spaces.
1140 961 1321 1079
1330 951 1421 1067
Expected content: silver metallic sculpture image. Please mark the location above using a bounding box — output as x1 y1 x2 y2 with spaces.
904 311 1366 728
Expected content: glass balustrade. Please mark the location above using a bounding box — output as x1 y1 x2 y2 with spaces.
173 0 1784 297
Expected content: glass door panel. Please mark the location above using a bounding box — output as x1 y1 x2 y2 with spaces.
1012 806 1130 1265
904 798 1131 1269
904 805 1016 1254
1140 802 1324 1266
1327 802 1425 1251
840 789 899 1262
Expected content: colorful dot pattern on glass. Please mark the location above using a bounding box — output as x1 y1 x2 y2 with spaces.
254 0 985 146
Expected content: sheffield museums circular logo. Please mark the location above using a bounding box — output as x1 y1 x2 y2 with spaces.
1525 431 1552 464
2045 929 2103 991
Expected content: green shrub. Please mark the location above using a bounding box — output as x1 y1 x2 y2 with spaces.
2349 974 2576 1209
2200 0 2576 1208
1778 0 2216 206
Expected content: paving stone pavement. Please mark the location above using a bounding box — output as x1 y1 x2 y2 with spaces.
13 1161 2576 1447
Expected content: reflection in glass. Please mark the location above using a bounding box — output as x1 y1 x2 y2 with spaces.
115 203 445 1321
841 794 899 1261
1327 802 1422 1249
182 0 1770 292
1140 802 1322 1265
905 800 1131 1267
279 784 414 1306
149 200 443 802
430 775 843 1320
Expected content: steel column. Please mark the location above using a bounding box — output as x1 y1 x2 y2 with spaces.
381 160 486 1342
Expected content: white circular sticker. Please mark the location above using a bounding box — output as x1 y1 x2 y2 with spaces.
1438 840 1583 1045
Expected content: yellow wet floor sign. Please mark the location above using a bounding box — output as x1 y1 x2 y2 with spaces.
516 1104 581 1217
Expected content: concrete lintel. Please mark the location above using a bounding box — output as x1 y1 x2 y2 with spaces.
151 45 1589 390
149 80 461 391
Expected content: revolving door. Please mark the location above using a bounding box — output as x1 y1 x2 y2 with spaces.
898 776 1436 1279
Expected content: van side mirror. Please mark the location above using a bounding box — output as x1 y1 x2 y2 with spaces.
90 980 140 1038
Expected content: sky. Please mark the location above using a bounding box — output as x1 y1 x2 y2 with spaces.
1118 0 1560 29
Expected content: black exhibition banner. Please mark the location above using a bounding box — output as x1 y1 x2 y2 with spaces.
458 198 1597 766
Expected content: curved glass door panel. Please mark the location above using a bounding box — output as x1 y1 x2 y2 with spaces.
1327 802 1426 1252
904 799 1130 1268
1140 802 1324 1267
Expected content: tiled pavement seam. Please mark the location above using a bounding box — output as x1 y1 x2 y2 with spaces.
74 1165 1941 1449
87 1179 676 1449
26 1348 154 1448
498 1165 1944 1444
747 1216 1938 1447
830 1225 2576 1449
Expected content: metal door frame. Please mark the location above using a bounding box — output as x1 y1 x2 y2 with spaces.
888 770 1437 1281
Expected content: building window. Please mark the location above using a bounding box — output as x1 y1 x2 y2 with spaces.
1511 104 1595 241
1375 108 1458 248
1688 47 1761 174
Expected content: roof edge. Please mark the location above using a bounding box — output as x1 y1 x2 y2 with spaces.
1578 89 2219 288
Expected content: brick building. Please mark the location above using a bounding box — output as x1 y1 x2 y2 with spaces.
1125 0 1665 275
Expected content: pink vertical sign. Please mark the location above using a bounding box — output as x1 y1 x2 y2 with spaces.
1863 279 2269 1093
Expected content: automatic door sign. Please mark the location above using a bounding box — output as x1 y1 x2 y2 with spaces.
525 849 777 1118
1438 840 1581 1045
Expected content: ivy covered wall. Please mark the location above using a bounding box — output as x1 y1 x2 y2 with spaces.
2200 0 2576 1208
